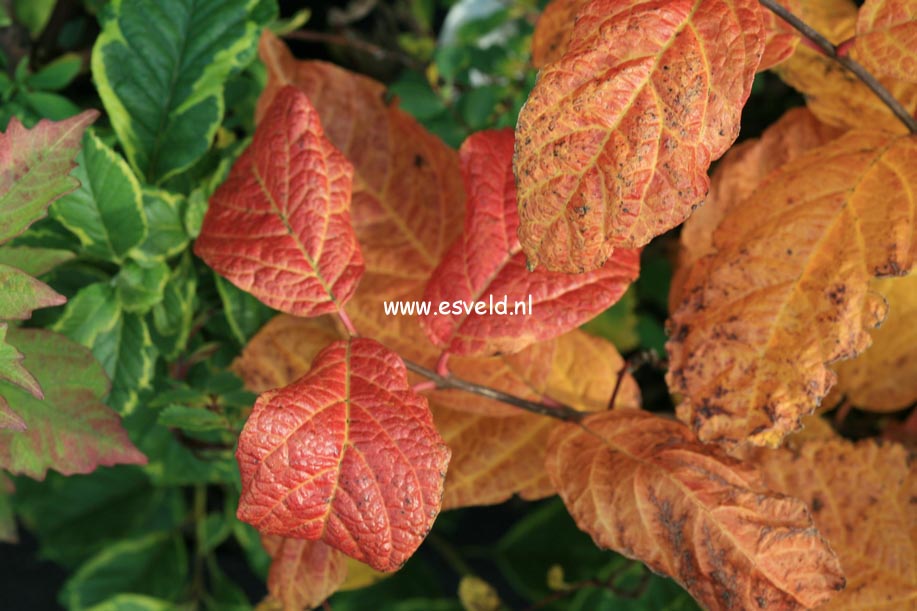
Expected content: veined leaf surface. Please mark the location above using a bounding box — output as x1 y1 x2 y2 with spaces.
236 338 450 571
195 85 364 317
854 0 917 83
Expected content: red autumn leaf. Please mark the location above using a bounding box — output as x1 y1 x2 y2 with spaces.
515 0 765 272
531 0 589 68
547 410 845 610
420 129 640 356
261 535 347 610
759 0 802 71
236 337 450 572
194 85 364 317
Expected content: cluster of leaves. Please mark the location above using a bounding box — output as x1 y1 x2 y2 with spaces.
1 0 915 610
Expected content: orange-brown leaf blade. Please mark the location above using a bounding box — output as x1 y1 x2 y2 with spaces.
236 337 450 572
749 439 916 610
515 0 764 272
668 131 917 446
194 85 363 317
421 129 639 356
531 0 589 68
854 0 917 83
833 274 917 411
261 536 348 610
547 410 845 610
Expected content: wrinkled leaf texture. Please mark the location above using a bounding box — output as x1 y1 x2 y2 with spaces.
261 535 347 611
668 131 917 446
195 85 364 317
515 0 764 272
547 410 845 610
749 438 916 610
854 0 917 83
236 337 450 572
421 129 639 356
257 32 465 356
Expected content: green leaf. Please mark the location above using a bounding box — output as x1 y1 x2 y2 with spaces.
61 532 189 609
204 561 250 611
53 283 158 414
214 274 274 345
0 246 75 276
85 594 185 611
13 0 55 37
231 519 270 579
158 404 228 432
580 288 640 352
0 395 27 431
22 90 84 120
150 255 197 360
12 466 184 567
0 110 98 244
133 189 189 261
0 472 16 543
0 262 66 319
115 259 170 313
0 327 146 479
51 130 146 262
91 0 262 183
26 53 83 91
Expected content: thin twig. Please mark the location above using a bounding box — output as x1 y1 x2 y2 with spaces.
759 0 917 134
403 359 586 423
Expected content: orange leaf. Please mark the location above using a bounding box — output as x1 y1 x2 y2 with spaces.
670 107 844 309
854 0 917 83
668 131 917 447
261 536 347 610
194 86 363 317
530 0 588 68
759 0 803 70
430 329 640 508
421 129 639 356
749 439 916 610
236 338 450 571
514 0 765 272
833 274 917 411
232 314 343 393
257 31 464 284
547 410 845 610
774 1 917 134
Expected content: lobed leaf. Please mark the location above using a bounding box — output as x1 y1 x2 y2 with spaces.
420 129 639 356
546 410 845 610
195 85 364 317
91 0 261 182
668 131 917 446
236 337 450 572
0 323 42 404
0 263 65 321
832 274 917 411
0 110 98 245
51 130 147 262
261 536 348 611
514 0 765 272
758 0 803 71
854 0 917 83
748 438 916 610
0 328 146 479
0 246 74 277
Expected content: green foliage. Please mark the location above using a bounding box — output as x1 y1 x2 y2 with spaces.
0 1 703 608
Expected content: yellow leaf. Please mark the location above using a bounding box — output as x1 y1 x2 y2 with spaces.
748 438 916 610
458 575 501 611
774 0 917 134
668 131 917 447
833 273 917 411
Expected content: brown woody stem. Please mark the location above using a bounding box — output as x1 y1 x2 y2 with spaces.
403 359 586 423
758 0 917 134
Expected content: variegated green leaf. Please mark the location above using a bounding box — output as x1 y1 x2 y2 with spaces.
51 130 146 262
91 0 263 183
